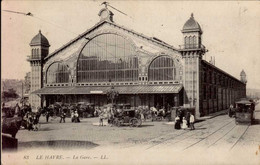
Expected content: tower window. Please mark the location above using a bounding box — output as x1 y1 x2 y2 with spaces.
188 36 192 48
193 36 196 47
185 36 188 48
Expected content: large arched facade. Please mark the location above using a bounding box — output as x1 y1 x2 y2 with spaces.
77 33 139 83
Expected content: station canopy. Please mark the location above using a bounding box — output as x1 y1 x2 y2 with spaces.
32 85 183 95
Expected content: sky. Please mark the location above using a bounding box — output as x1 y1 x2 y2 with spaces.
1 1 260 89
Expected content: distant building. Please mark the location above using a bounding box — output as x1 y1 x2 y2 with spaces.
27 7 246 117
23 72 31 102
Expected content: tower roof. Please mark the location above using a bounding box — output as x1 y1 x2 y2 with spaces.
182 13 202 33
30 30 50 47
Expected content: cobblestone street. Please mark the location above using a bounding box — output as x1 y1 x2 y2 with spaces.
14 104 260 153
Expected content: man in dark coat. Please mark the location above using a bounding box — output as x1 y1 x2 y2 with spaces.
60 108 66 123
46 109 50 123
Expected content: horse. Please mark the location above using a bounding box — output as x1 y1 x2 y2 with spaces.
150 107 158 116
2 116 23 138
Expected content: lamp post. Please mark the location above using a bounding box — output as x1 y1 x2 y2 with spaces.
189 97 192 108
193 98 197 107
174 96 178 107
106 79 119 105
22 82 24 107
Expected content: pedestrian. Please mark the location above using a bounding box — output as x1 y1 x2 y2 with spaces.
186 112 191 128
94 108 98 117
182 117 188 129
33 115 39 131
140 111 145 121
174 115 181 130
71 111 75 122
27 113 33 131
46 109 50 123
14 103 20 117
228 104 234 117
74 110 80 122
190 114 195 130
60 108 66 123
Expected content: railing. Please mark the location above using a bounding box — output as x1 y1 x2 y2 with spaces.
27 55 42 60
179 44 205 50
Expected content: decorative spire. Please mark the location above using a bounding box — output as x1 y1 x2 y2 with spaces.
39 30 41 34
240 69 247 83
191 13 194 18
101 2 108 9
98 5 114 22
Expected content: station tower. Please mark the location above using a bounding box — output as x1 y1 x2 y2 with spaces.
27 30 50 108
179 13 206 117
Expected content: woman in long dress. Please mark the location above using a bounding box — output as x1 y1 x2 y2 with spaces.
174 116 181 129
182 117 188 129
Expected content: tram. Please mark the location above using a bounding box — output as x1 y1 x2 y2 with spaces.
234 99 255 125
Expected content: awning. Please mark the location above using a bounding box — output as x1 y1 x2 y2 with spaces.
32 84 183 95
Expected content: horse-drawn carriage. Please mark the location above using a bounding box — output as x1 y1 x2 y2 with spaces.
113 108 142 127
47 103 59 117
77 102 95 118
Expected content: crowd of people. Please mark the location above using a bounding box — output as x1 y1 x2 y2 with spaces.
96 105 165 125
1 103 41 131
2 101 196 131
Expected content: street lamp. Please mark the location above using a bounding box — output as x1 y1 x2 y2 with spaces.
189 97 192 108
106 79 119 105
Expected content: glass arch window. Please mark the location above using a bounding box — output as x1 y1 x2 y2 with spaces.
77 33 138 82
46 62 69 83
148 56 175 81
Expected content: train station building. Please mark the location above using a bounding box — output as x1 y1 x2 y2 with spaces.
28 7 247 117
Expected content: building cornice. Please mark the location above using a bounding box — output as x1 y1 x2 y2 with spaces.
202 60 245 85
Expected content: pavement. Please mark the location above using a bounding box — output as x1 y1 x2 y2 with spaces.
196 109 229 121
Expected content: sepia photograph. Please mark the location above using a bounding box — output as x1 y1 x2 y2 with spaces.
1 1 260 165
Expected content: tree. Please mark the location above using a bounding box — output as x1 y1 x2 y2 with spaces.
2 88 19 100
106 86 119 105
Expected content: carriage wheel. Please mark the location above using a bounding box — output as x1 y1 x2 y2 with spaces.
113 119 118 127
131 118 138 127
117 120 123 127
137 119 142 127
